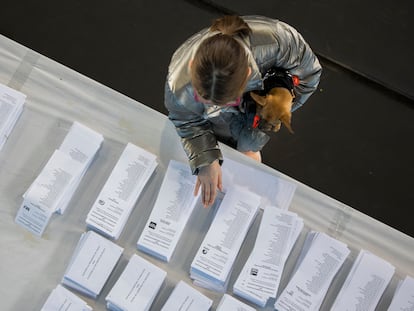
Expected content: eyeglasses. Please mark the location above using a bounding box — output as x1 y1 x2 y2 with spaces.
194 90 241 107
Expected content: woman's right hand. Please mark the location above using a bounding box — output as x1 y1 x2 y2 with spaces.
194 160 223 208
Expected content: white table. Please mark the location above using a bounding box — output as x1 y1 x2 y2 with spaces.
0 35 412 310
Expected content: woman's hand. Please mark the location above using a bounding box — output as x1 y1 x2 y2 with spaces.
194 160 223 208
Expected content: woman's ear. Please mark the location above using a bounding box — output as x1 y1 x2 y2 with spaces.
247 66 252 78
189 59 193 69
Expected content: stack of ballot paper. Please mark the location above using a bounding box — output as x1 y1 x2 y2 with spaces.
105 254 166 311
275 231 350 311
233 206 303 307
86 142 157 239
330 249 395 310
387 275 414 311
137 160 199 261
216 294 256 311
221 157 296 210
15 122 103 236
190 186 261 292
161 281 213 311
62 230 123 298
0 83 26 151
41 284 92 311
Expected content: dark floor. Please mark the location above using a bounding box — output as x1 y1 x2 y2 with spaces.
2 1 413 237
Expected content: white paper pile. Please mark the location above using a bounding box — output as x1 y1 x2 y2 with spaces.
0 83 26 150
86 142 157 239
233 206 303 307
216 294 256 311
221 157 296 210
275 231 350 311
62 231 123 298
105 254 166 311
137 160 199 262
387 275 414 311
41 284 92 311
15 122 103 236
190 186 261 292
330 249 395 311
160 280 213 311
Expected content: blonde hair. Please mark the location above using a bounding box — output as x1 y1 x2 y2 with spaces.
191 16 251 105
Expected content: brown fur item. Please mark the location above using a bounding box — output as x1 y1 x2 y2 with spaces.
250 87 294 133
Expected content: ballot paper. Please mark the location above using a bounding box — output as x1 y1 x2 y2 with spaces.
0 83 26 151
216 294 256 311
62 231 123 298
86 142 157 240
190 186 261 292
233 206 303 307
105 254 166 311
41 284 92 311
160 280 213 311
221 157 296 210
275 231 350 311
330 249 395 311
137 160 199 262
15 122 103 236
387 275 414 311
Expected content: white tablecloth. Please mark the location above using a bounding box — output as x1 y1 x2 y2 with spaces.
0 35 412 310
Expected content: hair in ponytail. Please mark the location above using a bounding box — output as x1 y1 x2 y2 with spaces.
191 16 252 105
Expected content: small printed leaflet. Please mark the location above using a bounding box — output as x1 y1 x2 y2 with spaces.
15 122 103 236
137 159 199 262
0 82 26 150
190 186 260 292
233 206 303 307
216 294 256 311
221 157 296 210
330 249 395 311
160 280 213 311
86 142 157 239
105 254 166 311
275 231 350 311
62 230 123 298
41 284 92 311
387 275 414 311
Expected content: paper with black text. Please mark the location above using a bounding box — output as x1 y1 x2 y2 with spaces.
57 121 104 214
216 294 256 311
330 249 395 310
86 142 157 239
190 186 260 292
105 254 166 311
387 275 414 311
41 284 92 311
160 280 212 311
233 206 303 307
15 150 84 236
275 231 350 311
0 83 26 150
222 157 296 210
137 160 199 261
62 231 123 298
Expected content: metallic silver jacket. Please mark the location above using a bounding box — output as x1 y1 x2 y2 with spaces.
165 15 322 174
